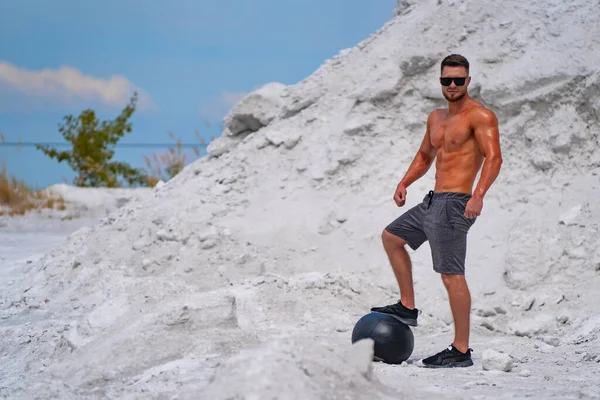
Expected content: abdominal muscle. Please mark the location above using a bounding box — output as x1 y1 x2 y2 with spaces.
433 141 484 194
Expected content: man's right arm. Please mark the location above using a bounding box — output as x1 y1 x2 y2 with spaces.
399 112 437 188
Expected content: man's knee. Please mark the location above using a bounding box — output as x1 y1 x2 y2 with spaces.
381 228 407 249
441 273 467 289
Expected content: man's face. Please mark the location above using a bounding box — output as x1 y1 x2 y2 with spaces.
440 66 470 102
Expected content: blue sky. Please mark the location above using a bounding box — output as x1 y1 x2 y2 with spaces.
0 0 396 189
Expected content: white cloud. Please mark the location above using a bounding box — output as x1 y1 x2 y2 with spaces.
0 61 155 111
199 90 249 120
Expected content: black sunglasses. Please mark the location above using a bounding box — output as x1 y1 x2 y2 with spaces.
440 77 468 86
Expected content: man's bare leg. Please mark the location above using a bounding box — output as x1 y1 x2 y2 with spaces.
418 272 473 368
381 229 415 309
370 229 420 327
441 273 471 353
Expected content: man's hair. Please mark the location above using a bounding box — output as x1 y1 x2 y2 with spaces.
440 54 470 75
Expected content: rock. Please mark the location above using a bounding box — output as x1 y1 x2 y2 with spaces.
64 323 83 350
335 148 361 166
343 101 378 137
482 349 513 372
198 226 219 243
393 0 418 16
530 149 554 171
295 162 308 172
280 97 316 119
224 82 288 135
345 338 375 380
508 313 556 338
475 307 497 317
519 369 531 377
344 117 375 137
197 336 399 400
201 240 217 250
568 246 588 260
547 105 587 154
265 130 302 149
480 321 495 331
399 54 440 77
534 341 555 353
156 229 177 241
559 204 582 225
207 134 242 158
541 336 561 347
333 211 348 224
318 218 342 235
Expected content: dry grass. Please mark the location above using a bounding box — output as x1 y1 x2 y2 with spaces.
0 164 66 216
0 132 66 216
141 130 205 187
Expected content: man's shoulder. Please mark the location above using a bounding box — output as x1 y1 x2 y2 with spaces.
427 108 446 120
429 108 447 115
467 104 498 125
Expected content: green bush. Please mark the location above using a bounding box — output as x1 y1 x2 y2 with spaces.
36 92 150 188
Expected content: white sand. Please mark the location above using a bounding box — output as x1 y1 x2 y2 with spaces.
2 0 600 398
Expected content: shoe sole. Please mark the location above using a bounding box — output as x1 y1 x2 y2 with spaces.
418 359 474 368
371 311 418 327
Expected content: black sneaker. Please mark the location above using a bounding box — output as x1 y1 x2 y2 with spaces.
418 344 474 368
370 300 419 326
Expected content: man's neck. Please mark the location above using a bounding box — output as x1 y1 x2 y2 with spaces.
447 95 471 115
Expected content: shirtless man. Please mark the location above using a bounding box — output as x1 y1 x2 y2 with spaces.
370 54 503 368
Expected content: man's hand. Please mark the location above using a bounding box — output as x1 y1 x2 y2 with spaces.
464 196 483 219
394 183 407 207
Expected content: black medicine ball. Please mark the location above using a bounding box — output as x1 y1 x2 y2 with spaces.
351 312 414 364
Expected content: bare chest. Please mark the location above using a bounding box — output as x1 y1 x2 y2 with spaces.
430 118 473 151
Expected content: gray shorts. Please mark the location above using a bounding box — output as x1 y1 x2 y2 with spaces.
385 191 477 275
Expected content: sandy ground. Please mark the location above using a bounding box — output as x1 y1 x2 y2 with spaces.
1 209 599 399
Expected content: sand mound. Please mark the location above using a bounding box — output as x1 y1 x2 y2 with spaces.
2 0 600 398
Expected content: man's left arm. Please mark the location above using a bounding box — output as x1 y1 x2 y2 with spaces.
465 108 503 218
